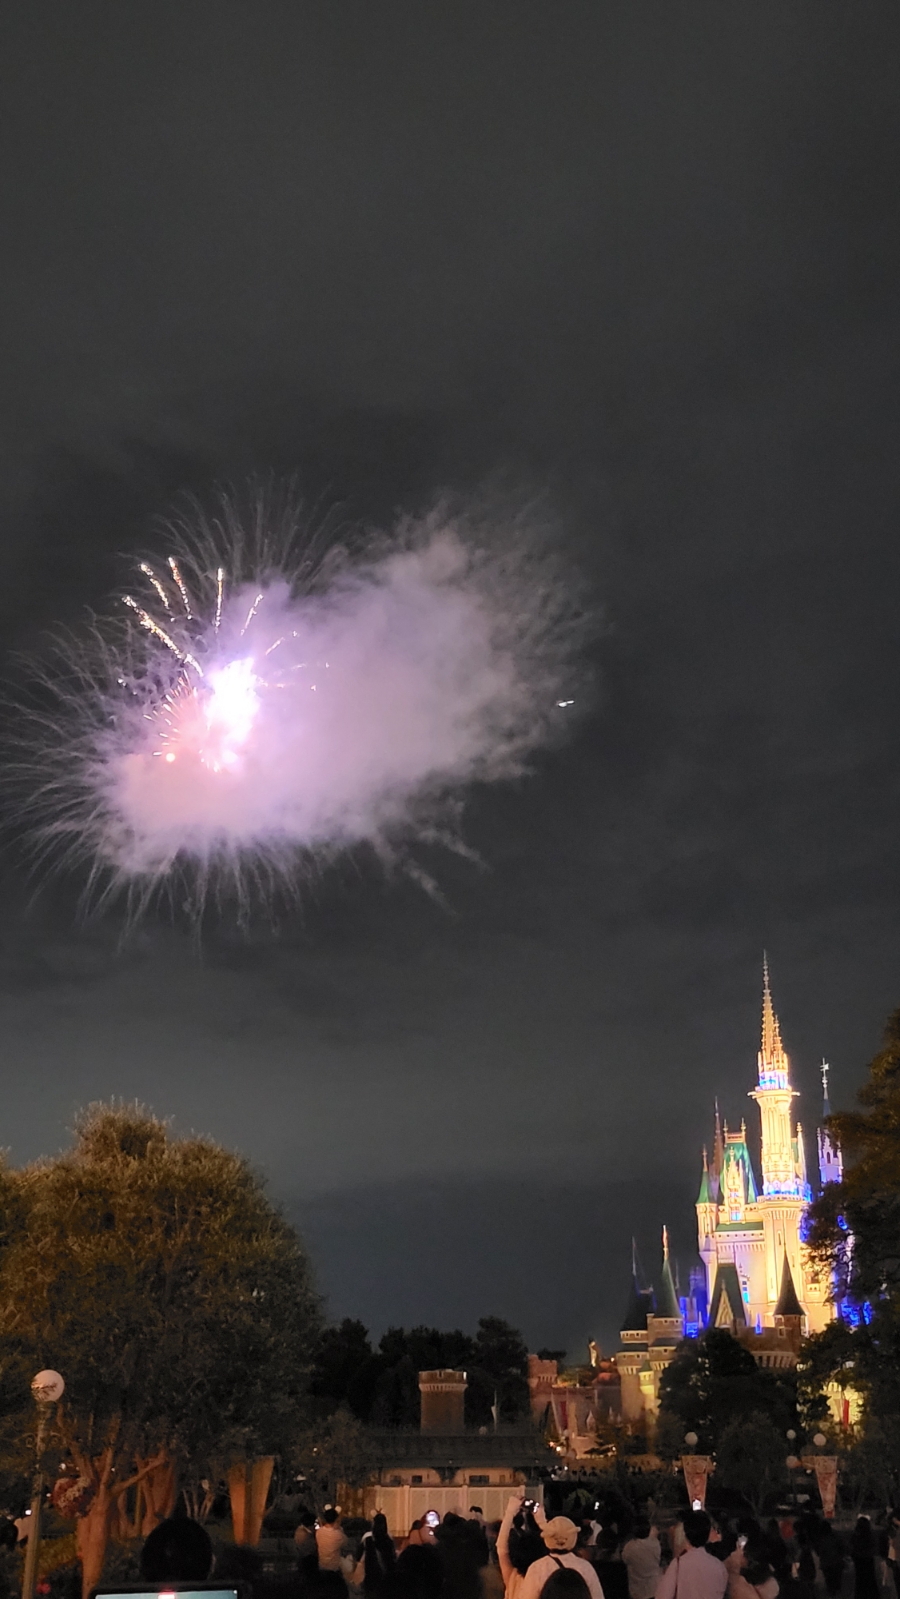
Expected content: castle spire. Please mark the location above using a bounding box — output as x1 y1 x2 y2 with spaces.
752 955 798 1195
758 953 789 1089
656 1225 681 1320
818 1060 842 1186
712 1098 725 1178
761 952 784 1065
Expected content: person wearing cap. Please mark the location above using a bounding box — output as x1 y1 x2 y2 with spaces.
656 1512 727 1599
519 1517 605 1599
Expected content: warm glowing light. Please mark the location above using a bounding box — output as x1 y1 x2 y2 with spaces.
201 657 261 769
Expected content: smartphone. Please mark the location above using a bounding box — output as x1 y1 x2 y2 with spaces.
738 1536 748 1550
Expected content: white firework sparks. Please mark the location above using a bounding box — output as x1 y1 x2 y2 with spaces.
7 491 591 922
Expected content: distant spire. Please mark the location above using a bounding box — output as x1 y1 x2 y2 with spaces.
712 1100 725 1176
697 1148 714 1206
818 1062 843 1186
759 952 788 1079
632 1236 638 1277
761 951 781 1059
656 1225 681 1320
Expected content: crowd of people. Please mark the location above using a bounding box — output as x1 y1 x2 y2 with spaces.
127 1496 900 1599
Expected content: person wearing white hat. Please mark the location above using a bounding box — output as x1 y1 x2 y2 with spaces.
519 1517 605 1599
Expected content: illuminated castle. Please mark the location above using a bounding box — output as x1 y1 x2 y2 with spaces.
697 959 838 1337
614 961 842 1422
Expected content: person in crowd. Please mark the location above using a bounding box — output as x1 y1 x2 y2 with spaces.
305 1572 350 1599
140 1516 213 1582
497 1493 547 1599
538 1570 593 1599
296 1510 319 1575
764 1522 791 1578
621 1518 661 1599
394 1543 443 1599
436 1511 491 1599
407 1514 438 1547
318 1506 351 1573
793 1525 817 1599
0 1513 17 1552
814 1522 845 1599
519 1517 604 1599
360 1512 397 1597
657 1510 728 1599
574 1525 598 1567
726 1537 778 1599
851 1517 880 1599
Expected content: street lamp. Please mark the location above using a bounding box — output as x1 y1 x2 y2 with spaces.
785 1430 799 1507
684 1433 698 1450
21 1371 64 1599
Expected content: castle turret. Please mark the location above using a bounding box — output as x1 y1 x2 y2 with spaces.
750 955 800 1197
696 1146 718 1303
773 1253 805 1350
644 1227 684 1413
614 1245 654 1423
817 1061 843 1186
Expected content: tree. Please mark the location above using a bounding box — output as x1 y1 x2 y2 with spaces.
310 1320 375 1417
0 1104 321 1597
306 1316 531 1429
657 1330 797 1455
804 1008 900 1487
466 1317 530 1425
715 1412 789 1514
292 1408 375 1509
805 1007 900 1308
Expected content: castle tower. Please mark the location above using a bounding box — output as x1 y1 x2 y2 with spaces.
696 1146 718 1303
818 1061 843 1186
748 959 806 1313
614 1243 654 1423
645 1227 684 1415
418 1369 467 1432
689 958 836 1341
750 956 799 1197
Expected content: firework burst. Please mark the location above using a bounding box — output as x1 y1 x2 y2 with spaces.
6 489 591 923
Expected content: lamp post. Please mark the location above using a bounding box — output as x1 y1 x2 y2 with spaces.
21 1371 64 1599
785 1431 799 1510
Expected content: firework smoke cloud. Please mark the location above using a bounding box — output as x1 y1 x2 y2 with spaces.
11 491 591 916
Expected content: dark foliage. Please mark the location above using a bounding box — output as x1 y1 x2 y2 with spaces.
308 1314 530 1426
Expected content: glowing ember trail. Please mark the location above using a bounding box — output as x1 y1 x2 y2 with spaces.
7 492 590 920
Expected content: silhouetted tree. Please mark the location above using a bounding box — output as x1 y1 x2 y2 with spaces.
0 1104 320 1598
657 1329 796 1454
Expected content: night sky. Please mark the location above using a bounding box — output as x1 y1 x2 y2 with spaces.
2 3 899 1357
